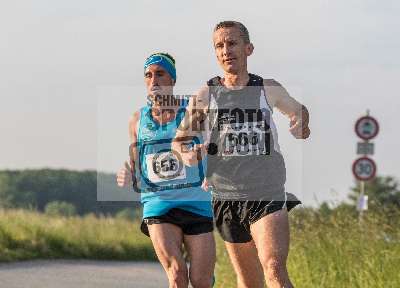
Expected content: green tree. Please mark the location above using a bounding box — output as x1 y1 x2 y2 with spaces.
0 169 141 215
350 176 400 210
0 171 37 209
44 201 77 217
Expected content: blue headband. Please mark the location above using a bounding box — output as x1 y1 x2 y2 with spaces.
144 54 176 81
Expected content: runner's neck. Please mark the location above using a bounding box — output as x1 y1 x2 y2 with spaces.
222 71 250 89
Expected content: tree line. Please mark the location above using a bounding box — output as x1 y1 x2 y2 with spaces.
0 169 141 216
0 169 399 217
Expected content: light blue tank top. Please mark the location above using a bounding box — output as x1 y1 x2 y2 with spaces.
137 103 212 218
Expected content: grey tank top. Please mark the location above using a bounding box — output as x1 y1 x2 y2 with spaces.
205 73 286 201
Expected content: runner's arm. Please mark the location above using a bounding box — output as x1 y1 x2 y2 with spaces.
264 79 310 139
117 111 140 187
129 111 140 166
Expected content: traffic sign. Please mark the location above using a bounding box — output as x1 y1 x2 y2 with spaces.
352 157 376 181
357 142 374 155
355 116 379 140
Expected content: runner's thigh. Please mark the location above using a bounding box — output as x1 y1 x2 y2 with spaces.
250 208 290 263
184 232 215 286
148 223 185 269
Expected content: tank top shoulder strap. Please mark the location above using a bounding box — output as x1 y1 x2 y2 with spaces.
137 106 152 142
248 73 264 87
249 74 274 112
207 76 221 87
206 76 221 111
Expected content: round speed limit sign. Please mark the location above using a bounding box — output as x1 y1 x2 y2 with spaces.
355 116 379 140
352 157 376 181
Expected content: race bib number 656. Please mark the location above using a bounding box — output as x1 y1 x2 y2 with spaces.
145 151 186 183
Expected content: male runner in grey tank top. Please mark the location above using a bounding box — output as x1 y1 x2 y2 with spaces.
173 21 310 288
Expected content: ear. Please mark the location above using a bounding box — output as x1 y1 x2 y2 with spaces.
246 43 254 56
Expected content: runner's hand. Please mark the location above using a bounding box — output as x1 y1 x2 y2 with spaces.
289 106 310 139
116 161 133 187
180 143 207 166
201 178 209 192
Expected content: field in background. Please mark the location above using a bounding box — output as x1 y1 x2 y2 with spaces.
1 208 399 287
216 208 400 287
0 209 155 262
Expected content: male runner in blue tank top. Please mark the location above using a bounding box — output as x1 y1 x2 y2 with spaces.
173 22 310 288
117 53 215 288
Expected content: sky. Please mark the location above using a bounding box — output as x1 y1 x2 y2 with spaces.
1 0 399 206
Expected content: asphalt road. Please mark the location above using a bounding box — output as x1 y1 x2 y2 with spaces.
0 260 168 288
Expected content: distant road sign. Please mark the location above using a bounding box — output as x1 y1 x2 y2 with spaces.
355 116 379 140
357 142 374 155
352 157 376 181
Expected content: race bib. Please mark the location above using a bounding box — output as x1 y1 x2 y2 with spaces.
145 151 186 183
220 122 270 156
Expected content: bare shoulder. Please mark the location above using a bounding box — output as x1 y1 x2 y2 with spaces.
263 78 283 87
190 86 210 110
263 78 287 107
196 86 210 102
129 110 140 126
263 78 304 116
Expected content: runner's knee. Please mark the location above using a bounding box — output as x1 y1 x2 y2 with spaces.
189 272 213 288
262 257 287 283
166 258 188 286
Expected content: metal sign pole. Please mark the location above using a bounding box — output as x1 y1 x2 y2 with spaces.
362 109 368 221
359 180 365 222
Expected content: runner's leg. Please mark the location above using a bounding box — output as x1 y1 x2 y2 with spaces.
184 232 216 288
250 208 294 288
224 240 265 288
148 223 189 288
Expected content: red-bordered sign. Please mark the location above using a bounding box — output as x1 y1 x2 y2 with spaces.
355 116 379 140
352 157 376 181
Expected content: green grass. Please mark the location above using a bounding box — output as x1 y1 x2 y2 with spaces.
1 208 399 287
215 209 400 288
0 209 156 262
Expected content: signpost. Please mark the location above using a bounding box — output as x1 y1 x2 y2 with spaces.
353 110 379 219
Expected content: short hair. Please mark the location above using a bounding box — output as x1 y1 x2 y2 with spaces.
213 21 250 43
148 52 176 65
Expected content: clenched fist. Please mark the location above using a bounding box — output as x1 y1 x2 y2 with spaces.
289 106 310 139
116 161 133 187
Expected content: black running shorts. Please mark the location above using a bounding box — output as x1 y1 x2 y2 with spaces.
140 208 214 237
213 198 301 243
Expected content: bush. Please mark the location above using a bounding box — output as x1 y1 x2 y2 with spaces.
115 207 142 221
44 201 77 217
